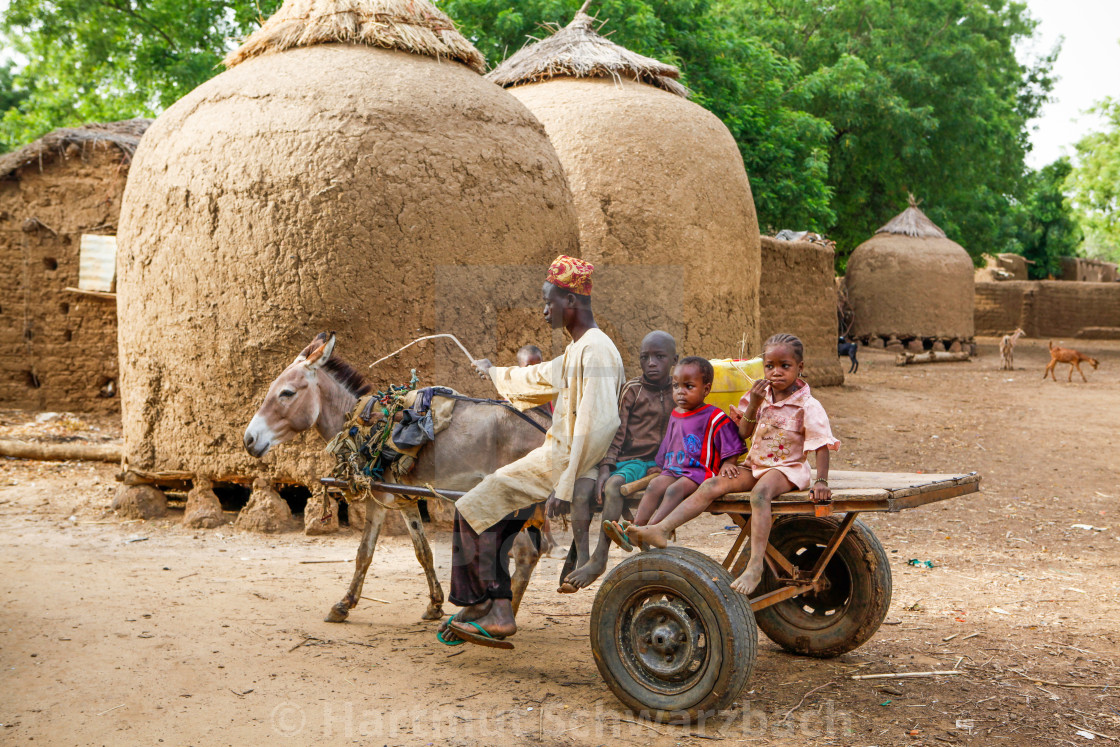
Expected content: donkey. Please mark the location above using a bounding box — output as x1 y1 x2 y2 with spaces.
243 332 550 624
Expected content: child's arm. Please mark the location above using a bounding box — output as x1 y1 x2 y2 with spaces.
809 446 832 503
737 378 769 439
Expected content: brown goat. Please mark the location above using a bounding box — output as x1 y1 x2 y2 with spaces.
1043 340 1099 382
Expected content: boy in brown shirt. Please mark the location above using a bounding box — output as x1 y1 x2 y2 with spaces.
561 331 676 591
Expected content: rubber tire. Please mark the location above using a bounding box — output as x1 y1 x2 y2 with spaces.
754 515 891 658
591 547 757 723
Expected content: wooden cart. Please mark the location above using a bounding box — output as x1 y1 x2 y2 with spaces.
591 470 980 721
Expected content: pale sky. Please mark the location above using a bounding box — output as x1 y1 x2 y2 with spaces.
1021 0 1120 168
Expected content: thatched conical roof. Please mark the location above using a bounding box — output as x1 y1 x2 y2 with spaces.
487 5 688 97
224 0 486 73
875 195 947 239
0 119 151 180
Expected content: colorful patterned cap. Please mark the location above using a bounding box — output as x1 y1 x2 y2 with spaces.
546 255 593 295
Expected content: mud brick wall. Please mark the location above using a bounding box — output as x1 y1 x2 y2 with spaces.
760 237 843 386
975 281 1120 338
0 147 127 413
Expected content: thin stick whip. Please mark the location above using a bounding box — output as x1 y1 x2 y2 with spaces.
367 334 477 370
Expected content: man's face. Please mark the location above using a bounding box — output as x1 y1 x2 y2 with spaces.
542 283 568 330
639 340 675 385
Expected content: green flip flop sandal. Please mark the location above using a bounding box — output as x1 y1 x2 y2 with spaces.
435 613 464 646
602 519 634 552
447 621 515 650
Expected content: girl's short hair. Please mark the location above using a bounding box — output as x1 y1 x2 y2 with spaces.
764 333 805 362
676 356 714 385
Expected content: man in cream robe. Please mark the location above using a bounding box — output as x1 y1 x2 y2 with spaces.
440 256 624 648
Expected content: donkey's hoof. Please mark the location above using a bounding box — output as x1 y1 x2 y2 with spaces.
421 605 443 621
324 603 350 623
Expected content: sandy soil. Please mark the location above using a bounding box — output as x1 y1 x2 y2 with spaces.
2 337 1118 746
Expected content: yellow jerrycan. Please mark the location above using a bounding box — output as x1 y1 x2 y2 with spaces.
707 357 764 415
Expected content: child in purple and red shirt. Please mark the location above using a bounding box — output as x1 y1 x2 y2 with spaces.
604 356 744 550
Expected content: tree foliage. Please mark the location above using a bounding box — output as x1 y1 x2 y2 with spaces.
1003 158 1083 278
1067 98 1120 262
1 0 281 150
730 0 1057 264
442 0 836 232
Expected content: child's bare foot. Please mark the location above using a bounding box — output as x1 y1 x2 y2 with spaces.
730 560 764 596
624 522 672 549
562 556 608 591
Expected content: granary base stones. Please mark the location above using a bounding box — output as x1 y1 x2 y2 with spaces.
111 484 167 520
233 478 298 534
183 477 226 530
303 492 340 535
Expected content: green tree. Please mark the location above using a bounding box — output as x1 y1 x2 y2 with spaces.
730 0 1057 266
442 0 836 231
0 0 281 150
1067 98 1120 262
1004 158 1082 278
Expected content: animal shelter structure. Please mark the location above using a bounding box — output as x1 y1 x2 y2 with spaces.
116 0 580 493
487 7 762 369
759 236 843 386
0 119 149 413
845 197 975 348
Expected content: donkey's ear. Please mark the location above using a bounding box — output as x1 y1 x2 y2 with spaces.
294 332 330 364
303 332 336 370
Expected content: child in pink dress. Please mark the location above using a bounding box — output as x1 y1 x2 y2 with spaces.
622 334 839 595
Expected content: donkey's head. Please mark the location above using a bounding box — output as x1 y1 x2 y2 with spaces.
243 332 371 458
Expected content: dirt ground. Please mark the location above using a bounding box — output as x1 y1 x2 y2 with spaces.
1 337 1118 746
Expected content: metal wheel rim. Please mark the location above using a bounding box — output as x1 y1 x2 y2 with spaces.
769 541 853 630
615 586 710 695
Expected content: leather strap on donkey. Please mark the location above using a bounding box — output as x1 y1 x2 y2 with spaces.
422 387 549 435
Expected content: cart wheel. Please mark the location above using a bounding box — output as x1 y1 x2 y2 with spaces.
591 547 756 723
754 515 891 658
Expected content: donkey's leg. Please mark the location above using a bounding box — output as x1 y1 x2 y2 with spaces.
511 529 543 616
325 499 387 623
401 500 445 621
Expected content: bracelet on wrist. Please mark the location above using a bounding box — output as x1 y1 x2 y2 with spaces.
813 478 828 486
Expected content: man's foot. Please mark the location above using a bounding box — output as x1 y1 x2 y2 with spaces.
438 600 490 635
624 522 672 550
730 561 764 596
449 598 517 641
561 555 608 591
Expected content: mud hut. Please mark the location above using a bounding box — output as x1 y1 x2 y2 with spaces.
487 7 761 369
0 120 149 413
846 197 974 348
116 0 580 494
759 236 843 386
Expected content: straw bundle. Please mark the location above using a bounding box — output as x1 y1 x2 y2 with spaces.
488 7 687 97
874 195 948 239
224 0 485 73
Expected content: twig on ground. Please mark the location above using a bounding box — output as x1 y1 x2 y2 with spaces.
620 717 665 735
360 596 391 604
299 559 352 564
852 671 964 680
1009 670 1117 689
96 704 126 716
779 681 837 723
